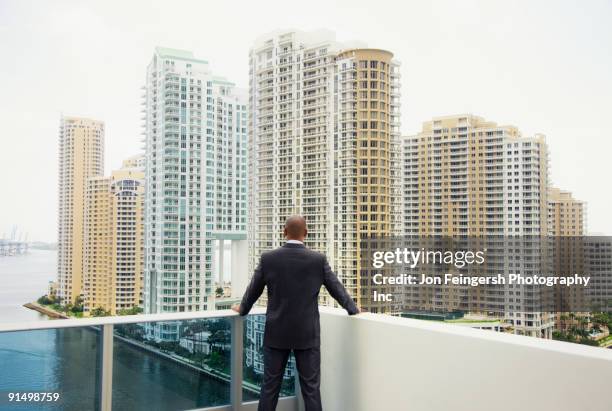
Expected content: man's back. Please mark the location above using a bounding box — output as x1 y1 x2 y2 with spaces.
236 216 359 411
238 242 358 349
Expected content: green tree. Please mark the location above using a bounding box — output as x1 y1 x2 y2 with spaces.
117 306 143 316
37 295 54 305
208 330 230 351
91 307 111 317
71 296 84 313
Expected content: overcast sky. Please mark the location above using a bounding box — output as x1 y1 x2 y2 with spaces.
1 0 611 242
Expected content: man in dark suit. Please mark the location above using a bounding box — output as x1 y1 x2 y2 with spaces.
232 215 360 411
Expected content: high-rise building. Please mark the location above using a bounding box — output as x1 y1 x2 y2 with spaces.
402 114 553 338
403 114 548 237
248 30 402 309
122 154 146 171
548 188 585 236
583 236 612 311
143 47 247 339
548 188 586 321
57 116 104 305
83 161 144 315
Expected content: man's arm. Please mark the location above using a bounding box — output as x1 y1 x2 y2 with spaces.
322 256 359 315
236 256 266 316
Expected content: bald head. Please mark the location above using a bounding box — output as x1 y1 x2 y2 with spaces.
284 215 307 241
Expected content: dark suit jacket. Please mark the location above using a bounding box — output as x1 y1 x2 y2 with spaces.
239 242 359 349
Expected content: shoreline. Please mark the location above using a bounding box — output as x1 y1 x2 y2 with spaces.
114 334 261 395
23 302 69 319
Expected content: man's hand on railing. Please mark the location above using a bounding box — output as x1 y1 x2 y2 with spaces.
231 303 241 314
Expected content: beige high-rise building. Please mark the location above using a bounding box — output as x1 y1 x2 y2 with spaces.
57 116 104 305
403 114 554 338
83 161 144 315
548 188 585 236
121 154 145 171
403 114 548 237
548 188 586 321
248 30 402 310
583 236 612 312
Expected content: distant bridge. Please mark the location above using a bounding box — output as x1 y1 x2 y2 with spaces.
0 238 29 256
0 227 29 256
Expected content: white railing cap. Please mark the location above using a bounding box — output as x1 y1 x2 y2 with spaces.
0 307 267 333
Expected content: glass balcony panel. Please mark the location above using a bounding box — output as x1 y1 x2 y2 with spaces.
0 327 101 410
112 318 232 410
243 314 296 400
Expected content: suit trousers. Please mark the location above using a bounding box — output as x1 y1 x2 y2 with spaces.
257 345 322 411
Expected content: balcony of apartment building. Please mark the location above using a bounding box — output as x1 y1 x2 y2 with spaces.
0 306 610 411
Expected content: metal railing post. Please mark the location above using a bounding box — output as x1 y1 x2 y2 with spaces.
100 324 114 411
231 316 244 410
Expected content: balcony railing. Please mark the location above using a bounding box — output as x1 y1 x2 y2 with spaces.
318 307 612 411
1 307 612 410
0 308 298 411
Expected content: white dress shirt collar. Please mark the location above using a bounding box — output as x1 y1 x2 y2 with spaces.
286 239 304 245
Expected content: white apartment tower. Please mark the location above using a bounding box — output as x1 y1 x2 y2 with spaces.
248 30 402 309
57 116 105 305
403 114 553 338
143 47 247 339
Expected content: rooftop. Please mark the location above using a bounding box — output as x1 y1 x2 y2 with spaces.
155 46 209 64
